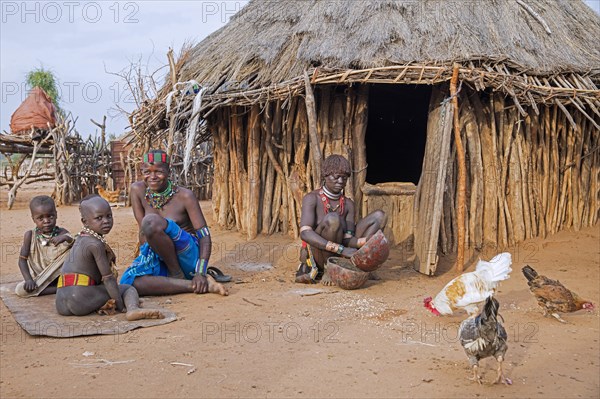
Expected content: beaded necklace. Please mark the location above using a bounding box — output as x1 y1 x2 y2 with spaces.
80 226 118 278
319 187 345 214
145 180 178 210
35 226 59 246
81 226 107 244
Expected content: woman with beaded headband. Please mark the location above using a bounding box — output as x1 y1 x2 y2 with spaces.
120 149 228 297
296 154 387 284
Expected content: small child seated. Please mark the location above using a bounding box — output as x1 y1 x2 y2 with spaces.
16 195 74 297
55 195 163 321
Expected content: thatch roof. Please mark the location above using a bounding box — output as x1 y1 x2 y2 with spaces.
182 0 600 89
130 0 599 144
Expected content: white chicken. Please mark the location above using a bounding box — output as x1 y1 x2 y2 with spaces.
423 252 512 317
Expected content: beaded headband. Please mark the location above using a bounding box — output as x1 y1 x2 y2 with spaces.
143 151 169 164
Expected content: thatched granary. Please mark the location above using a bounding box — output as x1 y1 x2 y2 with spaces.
131 0 600 274
9 87 56 137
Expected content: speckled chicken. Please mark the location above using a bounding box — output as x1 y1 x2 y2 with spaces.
458 296 511 385
522 265 595 323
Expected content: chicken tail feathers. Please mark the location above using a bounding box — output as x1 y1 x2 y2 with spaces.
481 296 500 323
475 252 512 282
521 265 538 282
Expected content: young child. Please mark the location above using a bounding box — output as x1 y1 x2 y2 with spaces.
55 195 164 321
16 195 74 297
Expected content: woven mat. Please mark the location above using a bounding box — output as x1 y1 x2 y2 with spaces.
0 282 176 337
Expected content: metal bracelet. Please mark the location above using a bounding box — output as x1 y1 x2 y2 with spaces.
196 226 210 238
195 258 208 275
325 241 336 252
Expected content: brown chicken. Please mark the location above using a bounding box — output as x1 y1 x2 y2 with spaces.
522 265 595 323
95 185 121 203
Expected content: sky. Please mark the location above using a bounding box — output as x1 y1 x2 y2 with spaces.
1 0 249 137
1 0 599 138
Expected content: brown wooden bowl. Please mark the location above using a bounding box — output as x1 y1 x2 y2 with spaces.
350 230 390 272
326 257 369 290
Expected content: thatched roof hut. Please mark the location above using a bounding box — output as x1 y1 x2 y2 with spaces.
131 0 600 274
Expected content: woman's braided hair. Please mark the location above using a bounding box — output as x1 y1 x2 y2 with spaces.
321 154 351 183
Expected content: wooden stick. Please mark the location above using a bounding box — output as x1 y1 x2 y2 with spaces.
549 106 561 233
516 0 552 34
530 111 544 237
501 106 516 245
450 65 466 271
247 105 261 240
510 119 526 242
269 175 282 234
6 134 51 209
303 71 322 187
262 106 285 179
555 99 578 132
319 87 332 156
351 85 369 219
462 95 483 249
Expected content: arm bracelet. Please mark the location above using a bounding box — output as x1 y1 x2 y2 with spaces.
325 241 337 252
336 244 344 255
196 226 210 238
195 258 208 276
300 226 313 233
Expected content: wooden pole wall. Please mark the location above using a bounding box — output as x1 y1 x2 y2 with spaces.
210 86 598 246
440 91 599 253
209 85 370 238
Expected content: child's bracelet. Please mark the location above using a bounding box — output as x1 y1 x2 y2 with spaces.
19 255 28 260
336 244 344 255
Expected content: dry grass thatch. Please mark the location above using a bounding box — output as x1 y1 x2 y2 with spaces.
182 0 600 89
130 0 600 148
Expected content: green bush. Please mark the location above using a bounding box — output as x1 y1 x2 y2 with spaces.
26 68 60 106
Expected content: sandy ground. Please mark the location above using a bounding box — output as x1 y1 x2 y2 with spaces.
0 182 599 399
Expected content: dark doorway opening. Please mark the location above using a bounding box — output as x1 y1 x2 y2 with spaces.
365 84 431 184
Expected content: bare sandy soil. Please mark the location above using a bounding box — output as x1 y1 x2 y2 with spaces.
1 182 598 399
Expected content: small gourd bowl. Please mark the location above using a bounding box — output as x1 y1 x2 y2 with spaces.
325 257 369 290
350 230 390 272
